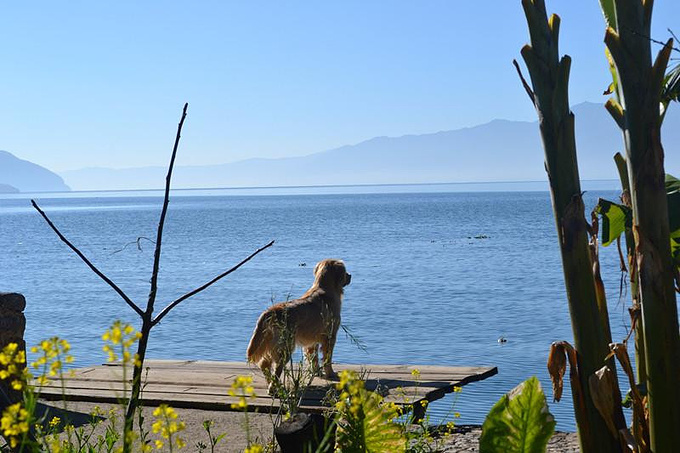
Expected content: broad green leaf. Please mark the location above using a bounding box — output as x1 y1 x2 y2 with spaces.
597 175 680 268
662 64 680 105
335 375 406 453
666 174 680 268
599 0 617 30
594 198 631 247
661 63 680 121
479 377 556 453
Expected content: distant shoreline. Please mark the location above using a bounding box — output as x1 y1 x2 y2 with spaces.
0 179 620 199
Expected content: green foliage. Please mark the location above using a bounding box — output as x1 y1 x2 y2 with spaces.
598 0 617 30
334 370 407 453
595 174 680 267
594 198 631 247
479 377 555 453
662 63 680 119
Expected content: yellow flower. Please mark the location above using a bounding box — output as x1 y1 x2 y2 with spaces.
411 368 421 379
101 321 141 366
453 386 462 393
228 375 257 410
152 404 186 447
245 445 264 453
49 416 61 428
0 343 31 391
30 337 73 385
1 402 29 447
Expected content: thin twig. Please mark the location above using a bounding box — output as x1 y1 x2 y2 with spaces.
627 28 680 53
146 103 188 315
513 59 535 101
31 200 144 317
151 239 275 326
669 29 679 44
111 237 156 255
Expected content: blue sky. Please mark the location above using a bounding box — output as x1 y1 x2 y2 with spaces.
1 1 678 171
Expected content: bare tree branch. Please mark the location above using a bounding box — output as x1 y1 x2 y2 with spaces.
31 200 144 317
152 239 275 326
146 102 188 316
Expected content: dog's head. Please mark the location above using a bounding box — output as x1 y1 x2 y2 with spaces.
313 259 351 292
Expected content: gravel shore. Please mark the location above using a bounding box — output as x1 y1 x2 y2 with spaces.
39 401 579 452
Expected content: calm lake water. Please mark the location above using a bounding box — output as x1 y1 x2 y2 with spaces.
0 183 638 431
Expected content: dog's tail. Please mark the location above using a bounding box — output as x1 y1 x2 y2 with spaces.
246 311 273 364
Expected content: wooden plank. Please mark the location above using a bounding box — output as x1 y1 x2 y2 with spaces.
38 361 497 415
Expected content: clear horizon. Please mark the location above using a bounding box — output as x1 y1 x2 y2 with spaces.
1 1 677 172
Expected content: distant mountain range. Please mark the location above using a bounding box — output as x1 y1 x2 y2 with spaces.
0 150 70 193
2 102 678 192
58 102 680 191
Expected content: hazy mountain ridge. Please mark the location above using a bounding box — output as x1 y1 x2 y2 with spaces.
0 150 70 192
53 101 680 190
0 183 19 193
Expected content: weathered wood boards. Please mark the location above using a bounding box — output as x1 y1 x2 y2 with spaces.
38 360 497 415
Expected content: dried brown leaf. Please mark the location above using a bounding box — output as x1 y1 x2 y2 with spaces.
588 366 619 437
610 342 650 452
547 342 567 402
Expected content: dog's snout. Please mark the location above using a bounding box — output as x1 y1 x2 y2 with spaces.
346 273 352 285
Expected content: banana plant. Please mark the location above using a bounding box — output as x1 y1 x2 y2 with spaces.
514 1 624 451
599 1 680 449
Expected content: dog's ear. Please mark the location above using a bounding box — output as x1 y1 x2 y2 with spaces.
313 260 325 277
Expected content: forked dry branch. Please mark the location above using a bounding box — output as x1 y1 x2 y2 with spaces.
31 103 275 452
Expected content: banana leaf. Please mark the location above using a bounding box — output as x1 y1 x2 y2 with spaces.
479 377 555 453
595 174 680 267
594 198 631 247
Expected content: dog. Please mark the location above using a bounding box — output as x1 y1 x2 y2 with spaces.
246 259 351 390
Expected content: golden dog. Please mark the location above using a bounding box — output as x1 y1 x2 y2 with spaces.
246 259 351 389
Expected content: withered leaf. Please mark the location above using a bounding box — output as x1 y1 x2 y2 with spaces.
588 366 619 437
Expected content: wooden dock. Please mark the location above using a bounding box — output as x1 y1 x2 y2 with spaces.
39 360 497 416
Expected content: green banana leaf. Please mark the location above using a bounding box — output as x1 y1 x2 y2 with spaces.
594 198 631 247
479 376 555 453
666 174 680 267
595 174 680 267
599 0 617 30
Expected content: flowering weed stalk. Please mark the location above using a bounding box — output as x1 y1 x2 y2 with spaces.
102 321 142 393
30 337 74 409
404 367 463 452
228 375 257 447
151 404 186 452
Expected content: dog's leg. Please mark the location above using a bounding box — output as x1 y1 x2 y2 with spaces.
305 345 321 376
321 333 338 380
267 360 285 395
259 357 273 383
